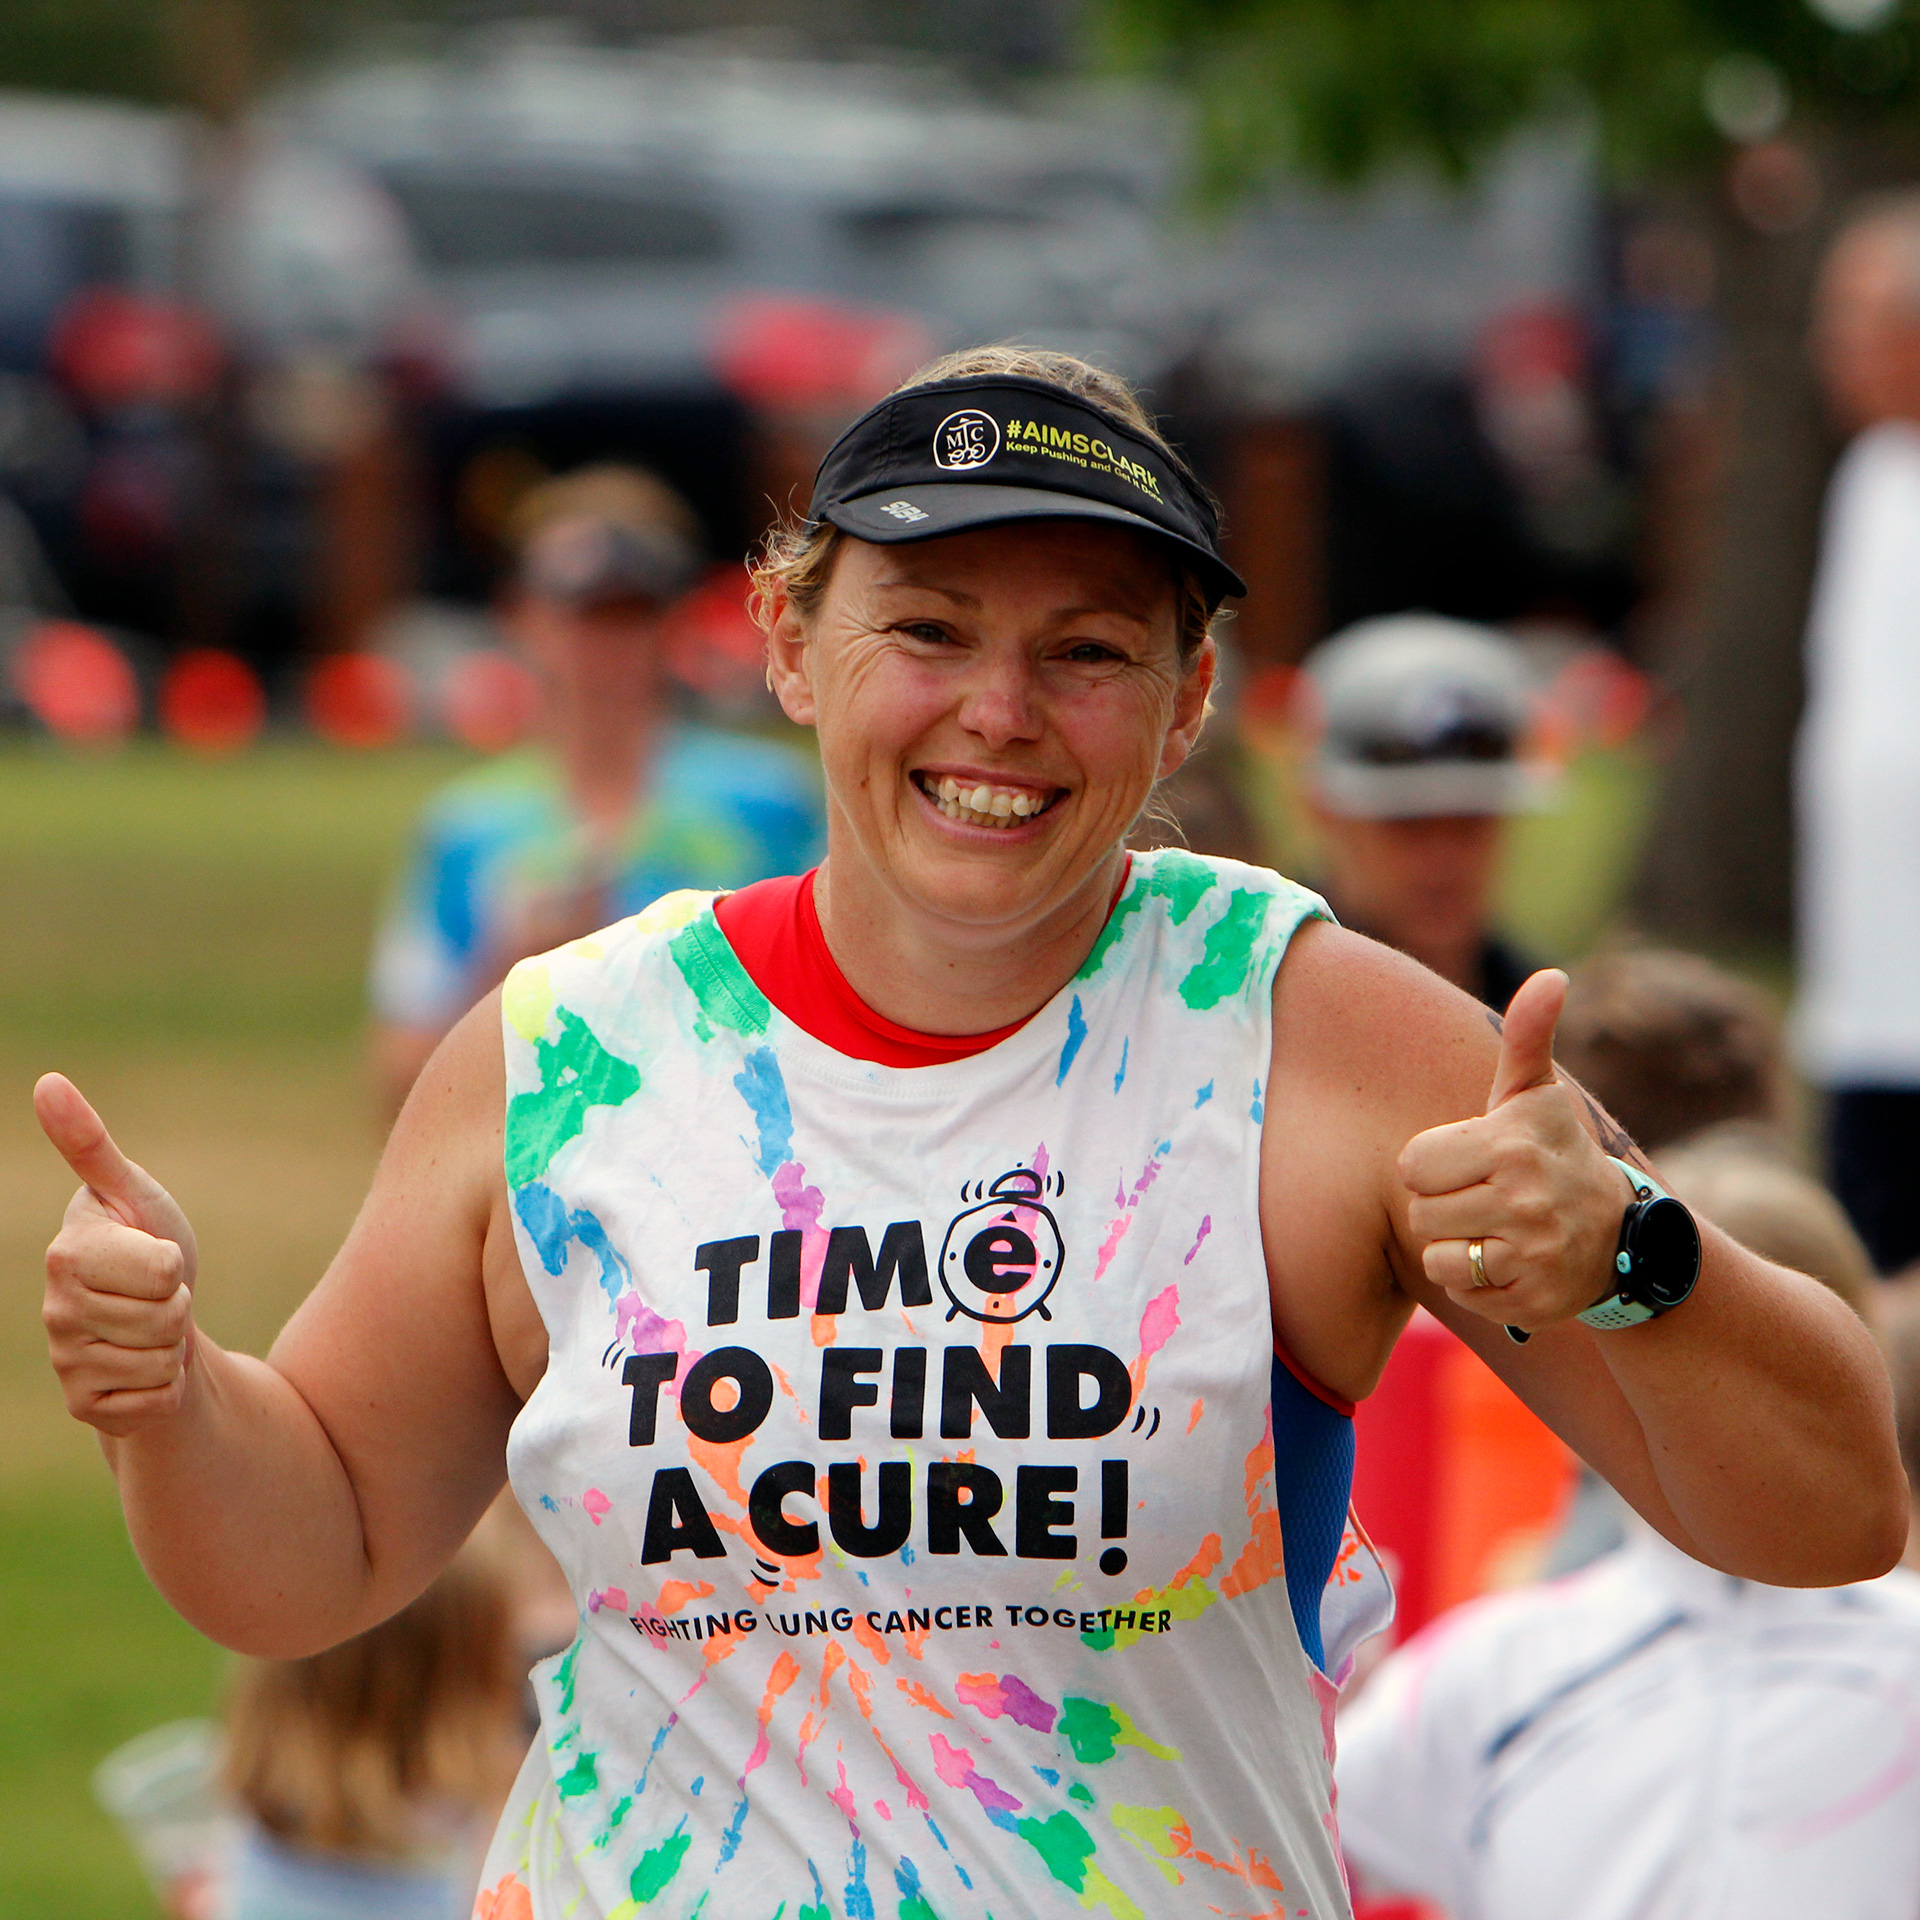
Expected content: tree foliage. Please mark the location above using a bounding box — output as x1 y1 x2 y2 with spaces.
1096 0 1920 194
0 0 174 104
0 1 473 112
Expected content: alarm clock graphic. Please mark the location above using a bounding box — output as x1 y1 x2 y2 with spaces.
937 1167 1066 1325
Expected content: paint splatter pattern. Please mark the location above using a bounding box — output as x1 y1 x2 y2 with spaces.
479 850 1380 1919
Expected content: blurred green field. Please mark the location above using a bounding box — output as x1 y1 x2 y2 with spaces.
0 732 1652 1917
0 741 469 1918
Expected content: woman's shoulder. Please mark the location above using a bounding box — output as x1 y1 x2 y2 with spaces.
1266 919 1507 1168
502 890 724 1018
500 889 782 1083
1126 846 1326 913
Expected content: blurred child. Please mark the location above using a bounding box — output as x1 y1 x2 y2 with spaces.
1555 945 1789 1156
1337 1147 1920 1920
221 1542 526 1920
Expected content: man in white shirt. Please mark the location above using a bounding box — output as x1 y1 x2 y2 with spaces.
1335 1151 1920 1920
1336 1520 1920 1920
1796 194 1920 1272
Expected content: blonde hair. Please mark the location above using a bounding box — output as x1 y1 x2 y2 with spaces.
1654 1140 1874 1322
748 345 1219 667
223 1548 524 1862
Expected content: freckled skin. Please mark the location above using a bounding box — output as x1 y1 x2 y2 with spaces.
764 522 1211 1040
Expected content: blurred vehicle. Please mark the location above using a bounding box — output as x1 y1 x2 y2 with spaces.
268 39 1205 592
0 89 421 667
0 92 190 633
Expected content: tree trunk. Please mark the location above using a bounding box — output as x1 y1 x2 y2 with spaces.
1633 172 1835 953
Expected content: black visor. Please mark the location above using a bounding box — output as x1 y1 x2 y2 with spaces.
806 374 1246 607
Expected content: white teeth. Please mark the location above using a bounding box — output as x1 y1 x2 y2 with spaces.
921 774 1055 829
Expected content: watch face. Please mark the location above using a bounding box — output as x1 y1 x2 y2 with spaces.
1631 1196 1703 1307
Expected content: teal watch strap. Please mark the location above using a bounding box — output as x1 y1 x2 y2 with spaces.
1575 1159 1669 1331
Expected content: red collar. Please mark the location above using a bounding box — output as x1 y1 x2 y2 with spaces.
713 870 1031 1067
712 862 1130 1068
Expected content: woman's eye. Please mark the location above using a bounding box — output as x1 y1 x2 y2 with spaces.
898 622 951 645
1063 641 1124 665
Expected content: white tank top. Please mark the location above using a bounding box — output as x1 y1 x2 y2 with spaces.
475 849 1390 1920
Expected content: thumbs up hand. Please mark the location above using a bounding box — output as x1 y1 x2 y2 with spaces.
37 1073 202 1437
1396 970 1624 1336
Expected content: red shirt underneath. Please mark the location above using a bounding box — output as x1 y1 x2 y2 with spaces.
713 870 1031 1067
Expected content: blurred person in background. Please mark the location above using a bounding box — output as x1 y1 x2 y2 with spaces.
1797 192 1920 1273
221 1539 525 1920
1334 1147 1917 1920
1554 946 1791 1160
1300 613 1550 1011
1131 635 1272 865
368 465 823 1114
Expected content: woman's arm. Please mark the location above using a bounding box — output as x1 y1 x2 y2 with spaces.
38 994 535 1656
1263 922 1907 1587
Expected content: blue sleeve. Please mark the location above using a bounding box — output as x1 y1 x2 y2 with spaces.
728 745 826 879
368 808 485 1030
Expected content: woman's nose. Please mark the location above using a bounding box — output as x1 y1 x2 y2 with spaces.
955 656 1044 749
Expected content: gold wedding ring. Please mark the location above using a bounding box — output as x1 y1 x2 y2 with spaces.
1468 1239 1490 1289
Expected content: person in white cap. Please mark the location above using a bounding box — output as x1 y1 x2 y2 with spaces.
1302 612 1551 1010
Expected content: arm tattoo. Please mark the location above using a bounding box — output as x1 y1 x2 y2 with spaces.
1561 1070 1652 1171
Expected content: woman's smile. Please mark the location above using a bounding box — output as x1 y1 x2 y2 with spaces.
909 767 1067 832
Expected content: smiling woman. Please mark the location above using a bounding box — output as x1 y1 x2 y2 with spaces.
33 348 1909 1920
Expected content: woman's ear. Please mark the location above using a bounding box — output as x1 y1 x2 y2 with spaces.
762 585 818 728
1157 634 1217 782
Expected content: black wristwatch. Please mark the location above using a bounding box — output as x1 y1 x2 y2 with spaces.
1576 1158 1702 1330
1505 1157 1702 1345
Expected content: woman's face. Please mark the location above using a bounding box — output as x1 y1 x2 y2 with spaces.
767 519 1212 936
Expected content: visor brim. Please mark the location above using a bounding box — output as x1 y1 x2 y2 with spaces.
822 483 1247 606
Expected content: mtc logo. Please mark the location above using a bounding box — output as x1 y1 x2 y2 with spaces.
932 408 999 470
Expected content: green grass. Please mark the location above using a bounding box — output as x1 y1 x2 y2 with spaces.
0 740 472 1046
0 739 467 1918
0 1482 227 1916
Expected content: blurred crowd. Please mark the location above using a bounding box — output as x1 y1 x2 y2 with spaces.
13 30 1918 1920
